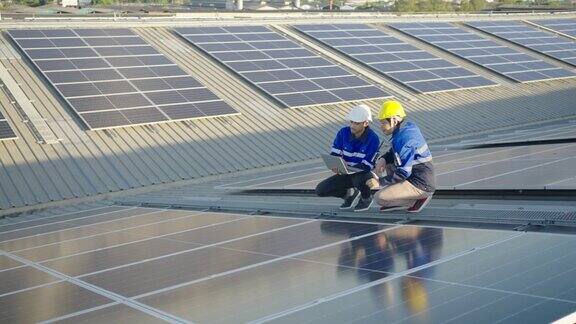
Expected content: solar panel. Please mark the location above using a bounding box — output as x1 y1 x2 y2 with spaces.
0 110 17 140
293 24 497 93
466 21 576 67
173 26 390 108
7 28 238 130
529 18 576 38
2 204 574 323
389 22 576 83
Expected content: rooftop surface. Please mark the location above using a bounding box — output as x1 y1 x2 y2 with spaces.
0 12 575 323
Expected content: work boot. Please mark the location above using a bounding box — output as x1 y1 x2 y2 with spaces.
407 196 433 213
339 189 360 210
354 195 373 212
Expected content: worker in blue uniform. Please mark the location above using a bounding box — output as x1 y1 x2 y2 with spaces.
315 104 380 212
373 100 436 213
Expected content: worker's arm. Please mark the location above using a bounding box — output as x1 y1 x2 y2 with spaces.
330 128 345 157
374 149 393 174
353 134 379 172
380 140 417 185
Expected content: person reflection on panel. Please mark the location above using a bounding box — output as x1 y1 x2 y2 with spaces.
320 222 393 281
390 227 444 315
387 226 443 273
348 225 443 316
319 221 444 315
339 229 394 281
401 276 429 314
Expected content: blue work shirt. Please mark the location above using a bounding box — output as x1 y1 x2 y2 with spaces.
330 126 380 172
382 121 436 192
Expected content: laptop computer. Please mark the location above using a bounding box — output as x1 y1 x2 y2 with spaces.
321 153 364 175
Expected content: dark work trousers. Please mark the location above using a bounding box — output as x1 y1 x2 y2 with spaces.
315 172 374 200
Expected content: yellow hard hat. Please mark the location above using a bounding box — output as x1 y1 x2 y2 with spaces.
378 100 406 119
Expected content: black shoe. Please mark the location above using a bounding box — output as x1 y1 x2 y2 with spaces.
354 196 373 212
339 189 360 210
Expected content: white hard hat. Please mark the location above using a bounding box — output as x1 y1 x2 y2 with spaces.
346 104 372 122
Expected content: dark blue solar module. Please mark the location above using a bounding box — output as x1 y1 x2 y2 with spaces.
293 24 496 93
389 22 576 83
1 204 576 323
7 28 238 130
173 26 390 108
467 21 576 67
0 110 17 140
529 18 576 38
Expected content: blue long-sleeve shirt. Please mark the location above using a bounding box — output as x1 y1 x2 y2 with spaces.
330 126 380 172
382 121 436 192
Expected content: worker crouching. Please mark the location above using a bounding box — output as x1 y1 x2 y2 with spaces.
315 104 380 212
372 100 436 213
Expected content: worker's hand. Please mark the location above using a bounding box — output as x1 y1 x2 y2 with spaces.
366 177 380 189
374 158 386 175
331 167 340 174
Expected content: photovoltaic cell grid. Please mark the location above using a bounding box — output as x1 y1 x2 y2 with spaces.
0 110 17 140
174 26 390 108
1 206 575 323
6 28 238 130
530 18 576 38
467 21 576 67
216 141 576 191
389 22 576 83
293 24 496 93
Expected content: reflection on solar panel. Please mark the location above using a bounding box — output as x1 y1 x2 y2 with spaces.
2 205 574 322
293 24 497 93
7 29 238 130
0 110 17 140
389 22 576 83
174 26 390 108
529 18 576 38
467 21 576 67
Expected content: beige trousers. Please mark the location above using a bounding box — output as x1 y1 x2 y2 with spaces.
374 180 431 208
374 164 431 208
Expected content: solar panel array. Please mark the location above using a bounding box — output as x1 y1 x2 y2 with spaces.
389 22 576 83
7 28 238 130
293 24 496 93
0 110 17 140
467 21 576 67
530 18 576 38
174 26 390 108
3 204 575 323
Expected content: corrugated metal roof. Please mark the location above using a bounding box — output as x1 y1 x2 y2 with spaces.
0 15 575 213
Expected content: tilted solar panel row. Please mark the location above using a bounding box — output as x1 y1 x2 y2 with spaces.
0 110 17 140
467 21 576 67
529 18 576 38
6 22 575 129
293 23 496 94
6 28 238 130
389 22 575 83
174 26 390 108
